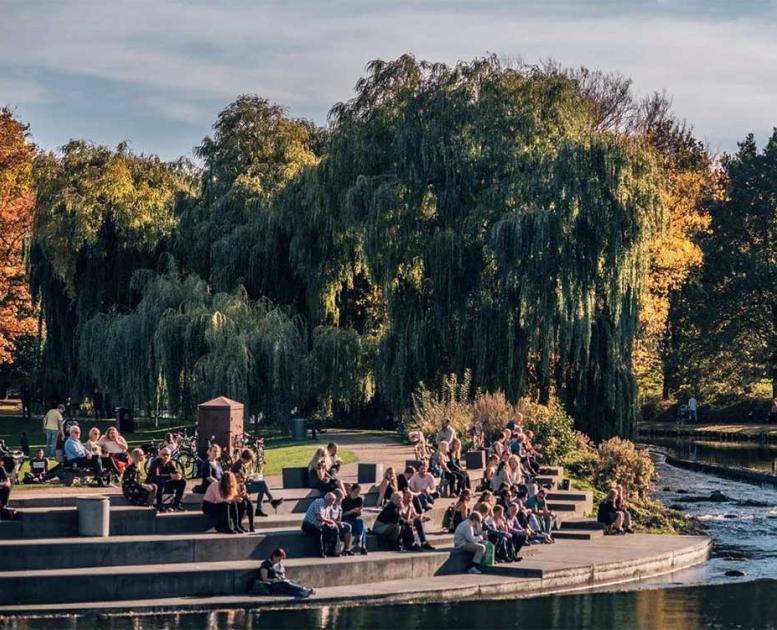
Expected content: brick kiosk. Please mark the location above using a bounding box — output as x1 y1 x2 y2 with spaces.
197 396 244 459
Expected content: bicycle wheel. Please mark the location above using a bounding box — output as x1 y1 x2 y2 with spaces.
176 450 196 479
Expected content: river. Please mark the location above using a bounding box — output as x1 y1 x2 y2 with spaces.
3 438 777 629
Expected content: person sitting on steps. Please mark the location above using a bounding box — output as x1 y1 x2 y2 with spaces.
122 448 157 506
400 489 435 551
146 447 186 511
407 461 437 512
329 489 354 556
372 493 406 551
198 444 223 493
230 449 283 518
597 489 625 535
342 484 368 555
454 511 488 575
258 548 316 598
301 492 341 558
202 471 240 534
307 447 346 495
377 466 399 506
63 425 107 485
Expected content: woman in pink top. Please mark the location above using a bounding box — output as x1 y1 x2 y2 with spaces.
202 471 240 534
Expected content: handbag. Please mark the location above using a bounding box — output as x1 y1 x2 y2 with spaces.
483 540 496 567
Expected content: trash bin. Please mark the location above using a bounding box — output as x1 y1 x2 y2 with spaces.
76 496 110 537
291 417 307 441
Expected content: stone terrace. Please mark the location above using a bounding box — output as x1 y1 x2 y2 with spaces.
0 430 710 615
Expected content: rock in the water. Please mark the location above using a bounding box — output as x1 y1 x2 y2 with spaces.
670 504 687 511
663 487 672 492
725 570 746 577
723 514 738 519
676 489 688 494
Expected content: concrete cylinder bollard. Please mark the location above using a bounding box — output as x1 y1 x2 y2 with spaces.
76 496 110 537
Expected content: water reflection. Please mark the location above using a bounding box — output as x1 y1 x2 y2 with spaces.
2 581 777 629
645 436 777 471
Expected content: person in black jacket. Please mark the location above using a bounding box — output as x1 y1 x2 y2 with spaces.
147 448 186 511
258 548 315 598
597 489 625 534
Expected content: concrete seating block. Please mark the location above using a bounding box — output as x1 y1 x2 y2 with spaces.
76 497 110 537
465 450 486 469
282 467 309 489
357 463 383 484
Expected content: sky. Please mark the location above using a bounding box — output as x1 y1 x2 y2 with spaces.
1 0 776 161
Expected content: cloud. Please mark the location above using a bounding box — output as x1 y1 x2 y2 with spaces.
1 0 776 158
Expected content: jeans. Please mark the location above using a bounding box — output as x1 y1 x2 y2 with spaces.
237 497 255 530
253 480 274 512
45 429 58 458
536 514 554 535
267 580 310 597
344 515 366 547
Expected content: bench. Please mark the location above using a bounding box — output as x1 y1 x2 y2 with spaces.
50 464 101 487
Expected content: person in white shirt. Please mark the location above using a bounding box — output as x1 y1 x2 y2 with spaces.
688 396 698 423
454 512 487 574
407 461 437 511
436 417 457 446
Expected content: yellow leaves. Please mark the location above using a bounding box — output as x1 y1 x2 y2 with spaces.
33 142 187 293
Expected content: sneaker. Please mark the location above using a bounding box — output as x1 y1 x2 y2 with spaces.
409 543 421 552
360 546 368 556
421 542 436 551
270 498 284 511
467 566 482 575
342 549 354 556
255 509 269 518
299 589 312 599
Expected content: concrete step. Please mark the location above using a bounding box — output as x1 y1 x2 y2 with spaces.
550 529 604 540
546 490 592 502
546 500 586 513
0 548 466 605
538 466 564 478
559 518 605 531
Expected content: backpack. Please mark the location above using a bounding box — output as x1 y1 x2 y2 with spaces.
442 505 455 532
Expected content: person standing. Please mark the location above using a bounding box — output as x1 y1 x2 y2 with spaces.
688 396 698 423
19 385 31 419
42 404 65 458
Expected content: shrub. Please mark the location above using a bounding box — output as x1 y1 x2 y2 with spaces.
519 399 576 465
563 431 599 480
594 437 654 500
471 390 515 441
410 370 473 440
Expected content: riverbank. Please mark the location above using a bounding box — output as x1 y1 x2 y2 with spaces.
639 421 777 443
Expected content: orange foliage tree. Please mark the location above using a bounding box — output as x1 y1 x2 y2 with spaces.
0 109 37 364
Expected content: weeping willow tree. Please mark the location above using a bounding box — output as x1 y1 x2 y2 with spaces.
79 263 312 421
32 56 668 438
268 56 664 439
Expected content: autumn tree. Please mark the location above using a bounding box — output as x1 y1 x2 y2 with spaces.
0 109 36 366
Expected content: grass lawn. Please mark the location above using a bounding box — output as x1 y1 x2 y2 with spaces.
2 413 358 490
260 438 357 477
